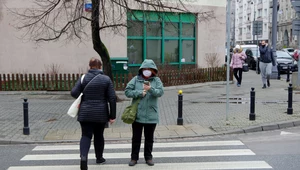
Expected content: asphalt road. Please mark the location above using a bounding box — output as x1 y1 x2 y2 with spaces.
2 126 300 170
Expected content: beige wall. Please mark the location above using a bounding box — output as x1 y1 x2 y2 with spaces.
0 0 226 74
197 6 226 67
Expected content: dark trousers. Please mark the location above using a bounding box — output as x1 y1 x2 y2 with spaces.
131 122 156 161
79 122 106 160
233 68 243 85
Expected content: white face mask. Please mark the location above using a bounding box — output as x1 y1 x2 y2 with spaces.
143 70 152 77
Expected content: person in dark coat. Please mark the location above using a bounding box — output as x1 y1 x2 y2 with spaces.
71 57 116 170
259 41 276 88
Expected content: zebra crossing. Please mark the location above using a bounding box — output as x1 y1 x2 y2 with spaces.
7 140 273 170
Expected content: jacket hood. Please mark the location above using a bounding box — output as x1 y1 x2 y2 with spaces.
139 59 158 74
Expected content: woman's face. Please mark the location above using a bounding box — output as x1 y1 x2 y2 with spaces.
142 68 153 77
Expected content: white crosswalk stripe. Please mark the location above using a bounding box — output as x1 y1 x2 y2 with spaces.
7 140 273 170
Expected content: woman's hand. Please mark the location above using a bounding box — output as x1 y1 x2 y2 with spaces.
143 84 151 91
142 90 147 97
109 119 115 124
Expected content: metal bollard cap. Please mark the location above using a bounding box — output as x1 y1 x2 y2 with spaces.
178 90 183 95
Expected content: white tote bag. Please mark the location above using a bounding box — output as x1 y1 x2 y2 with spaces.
67 75 85 118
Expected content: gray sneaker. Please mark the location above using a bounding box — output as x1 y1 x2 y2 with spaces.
129 160 137 166
146 159 154 166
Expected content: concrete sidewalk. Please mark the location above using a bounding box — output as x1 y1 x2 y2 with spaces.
1 71 300 144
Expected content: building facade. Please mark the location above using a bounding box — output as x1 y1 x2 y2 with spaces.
230 0 236 46
0 0 227 74
269 0 297 49
235 0 270 45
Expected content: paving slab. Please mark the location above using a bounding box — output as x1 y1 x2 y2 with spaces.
0 71 300 144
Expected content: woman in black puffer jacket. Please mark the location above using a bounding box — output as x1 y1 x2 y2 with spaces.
71 58 116 170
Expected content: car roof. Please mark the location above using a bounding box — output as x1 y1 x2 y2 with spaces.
241 45 258 47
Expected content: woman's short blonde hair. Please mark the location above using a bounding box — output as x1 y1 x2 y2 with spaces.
234 44 243 53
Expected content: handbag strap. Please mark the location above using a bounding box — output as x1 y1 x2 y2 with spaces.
82 74 101 93
81 74 85 84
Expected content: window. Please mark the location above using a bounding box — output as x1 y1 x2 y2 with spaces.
258 9 262 18
147 22 162 36
165 23 179 37
264 9 267 17
247 26 251 32
147 40 162 64
127 11 196 66
128 21 143 36
128 40 143 64
182 40 194 62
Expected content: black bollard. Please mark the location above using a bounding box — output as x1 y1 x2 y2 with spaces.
287 84 293 115
286 65 290 82
23 99 30 135
177 90 183 125
277 64 281 80
249 88 256 121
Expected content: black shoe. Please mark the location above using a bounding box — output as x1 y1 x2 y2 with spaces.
267 80 270 87
129 160 137 166
146 159 154 166
262 84 267 89
80 156 88 170
96 157 106 164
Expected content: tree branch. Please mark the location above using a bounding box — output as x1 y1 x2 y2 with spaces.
99 24 127 30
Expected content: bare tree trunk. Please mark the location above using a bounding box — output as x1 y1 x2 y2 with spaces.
91 0 122 101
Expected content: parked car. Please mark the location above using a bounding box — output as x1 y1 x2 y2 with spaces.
241 44 260 70
276 51 297 72
282 48 295 56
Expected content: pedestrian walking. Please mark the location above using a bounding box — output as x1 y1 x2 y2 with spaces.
71 57 116 170
230 45 247 87
259 41 276 88
124 59 164 167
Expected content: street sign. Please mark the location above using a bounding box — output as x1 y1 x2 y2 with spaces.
252 21 263 35
292 19 300 35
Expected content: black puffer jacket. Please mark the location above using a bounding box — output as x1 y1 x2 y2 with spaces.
71 69 116 123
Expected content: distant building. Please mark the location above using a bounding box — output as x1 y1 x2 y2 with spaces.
235 0 270 45
269 0 297 49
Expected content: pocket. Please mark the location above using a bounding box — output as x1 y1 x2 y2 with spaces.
151 106 157 112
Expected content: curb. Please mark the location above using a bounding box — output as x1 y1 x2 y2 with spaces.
1 120 299 145
0 81 232 96
222 120 300 135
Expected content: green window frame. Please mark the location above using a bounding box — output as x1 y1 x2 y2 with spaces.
127 10 196 67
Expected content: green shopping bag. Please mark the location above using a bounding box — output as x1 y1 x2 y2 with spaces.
121 99 140 124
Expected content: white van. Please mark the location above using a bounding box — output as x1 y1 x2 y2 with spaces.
241 44 260 69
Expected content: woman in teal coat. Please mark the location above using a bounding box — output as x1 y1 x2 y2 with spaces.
125 59 164 166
